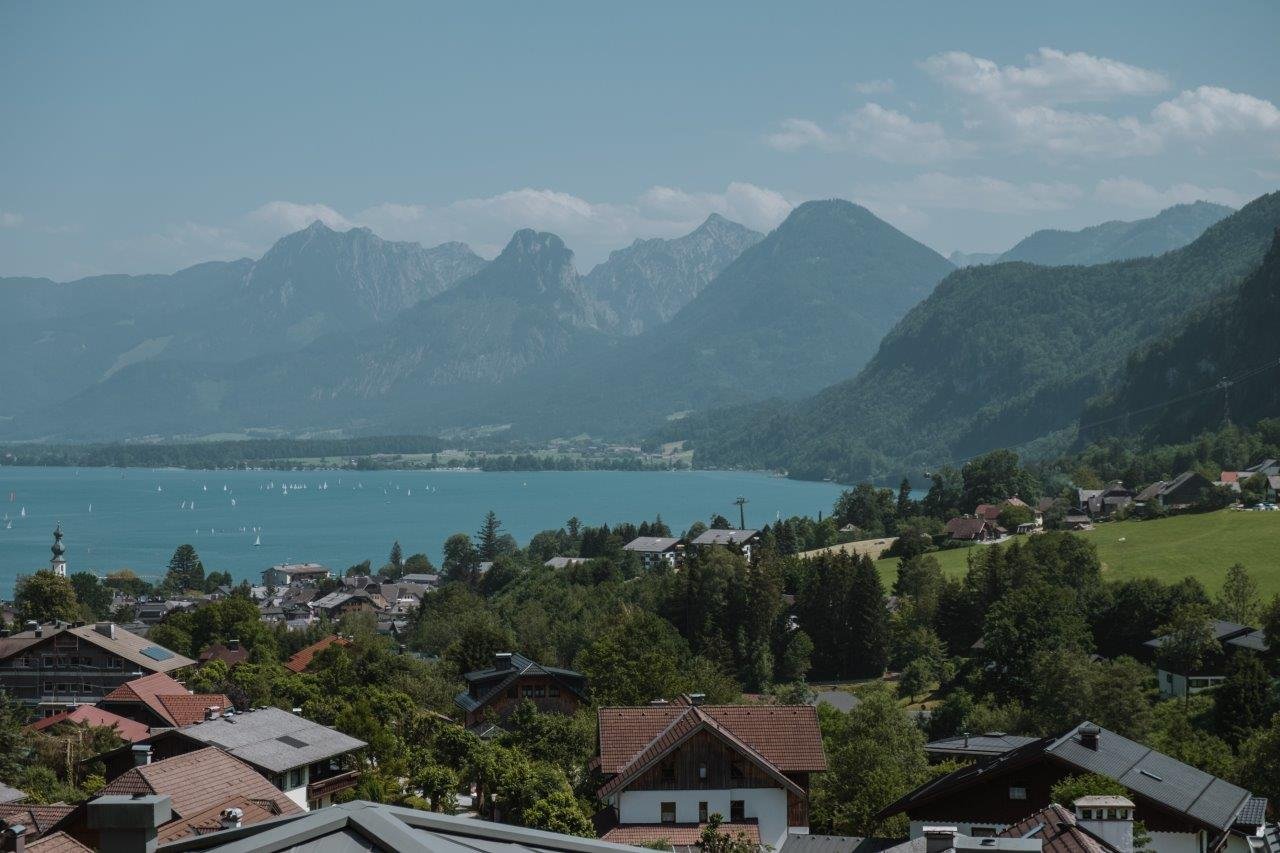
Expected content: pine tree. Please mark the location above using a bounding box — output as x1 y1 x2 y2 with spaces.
476 511 503 561
897 477 914 517
163 544 204 593
1217 563 1261 626
846 555 889 678
389 540 403 569
1213 652 1276 745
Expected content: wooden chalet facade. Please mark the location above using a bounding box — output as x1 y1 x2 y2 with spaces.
453 652 589 730
595 700 826 851
878 722 1267 853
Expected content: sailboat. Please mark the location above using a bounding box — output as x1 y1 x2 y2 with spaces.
230 498 237 507
253 533 261 546
88 504 92 513
157 485 163 492
4 520 10 530
19 507 26 518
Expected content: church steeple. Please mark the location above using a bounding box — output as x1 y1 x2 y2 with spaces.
50 523 67 577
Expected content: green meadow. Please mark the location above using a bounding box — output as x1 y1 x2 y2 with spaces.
876 509 1280 597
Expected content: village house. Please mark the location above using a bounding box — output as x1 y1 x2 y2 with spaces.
1075 482 1136 519
623 536 683 569
690 529 761 562
97 671 232 728
594 698 827 851
283 635 352 674
453 652 589 730
0 621 195 717
27 703 151 743
197 639 248 669
945 517 1000 543
924 732 1038 764
1144 620 1270 697
544 556 591 569
110 706 368 811
78 747 304 846
261 562 331 587
877 721 1269 853
1134 472 1214 511
308 588 384 620
975 497 1040 529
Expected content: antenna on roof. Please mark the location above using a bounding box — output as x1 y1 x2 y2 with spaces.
733 496 749 530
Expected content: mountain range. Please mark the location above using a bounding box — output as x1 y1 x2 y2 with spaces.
948 201 1235 269
2 194 1264 463
676 192 1280 482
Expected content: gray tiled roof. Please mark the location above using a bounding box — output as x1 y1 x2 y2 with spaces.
623 537 680 553
1236 795 1268 827
692 529 759 546
926 732 1038 757
177 707 365 774
1045 722 1252 831
157 799 653 852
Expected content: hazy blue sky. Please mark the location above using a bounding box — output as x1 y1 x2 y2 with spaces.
2 1 1278 278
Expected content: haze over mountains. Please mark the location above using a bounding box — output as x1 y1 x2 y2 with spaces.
680 192 1280 482
948 201 1235 268
2 194 1270 475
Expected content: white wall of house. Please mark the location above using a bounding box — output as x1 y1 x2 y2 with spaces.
273 765 311 811
617 788 789 850
1156 669 1225 698
1147 830 1205 853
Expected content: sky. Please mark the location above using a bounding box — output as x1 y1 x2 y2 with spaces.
2 0 1278 279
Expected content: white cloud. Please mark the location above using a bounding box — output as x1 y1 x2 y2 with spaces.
0 211 23 228
921 47 1169 104
853 78 895 95
1152 86 1280 137
857 172 1085 215
1093 177 1247 210
766 104 972 163
765 118 837 152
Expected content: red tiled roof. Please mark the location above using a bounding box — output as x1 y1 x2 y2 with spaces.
28 705 151 742
101 671 186 705
598 704 825 774
0 803 77 836
156 693 232 727
154 794 283 844
99 672 227 726
999 803 1116 853
100 746 301 824
198 643 249 667
283 635 351 673
26 832 93 853
975 504 1002 521
602 822 761 846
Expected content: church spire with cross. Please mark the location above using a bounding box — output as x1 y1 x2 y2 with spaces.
50 523 67 577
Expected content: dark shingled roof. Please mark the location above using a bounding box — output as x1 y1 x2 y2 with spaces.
878 722 1257 833
453 653 588 713
926 732 1039 758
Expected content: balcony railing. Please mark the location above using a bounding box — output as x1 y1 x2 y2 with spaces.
307 769 359 800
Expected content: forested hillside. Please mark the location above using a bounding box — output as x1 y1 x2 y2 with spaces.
1081 227 1280 444
678 191 1280 483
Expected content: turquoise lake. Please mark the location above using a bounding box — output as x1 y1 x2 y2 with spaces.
0 467 845 592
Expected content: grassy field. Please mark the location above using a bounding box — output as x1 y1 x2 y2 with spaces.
874 509 1280 596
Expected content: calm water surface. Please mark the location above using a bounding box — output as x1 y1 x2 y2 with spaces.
0 467 844 591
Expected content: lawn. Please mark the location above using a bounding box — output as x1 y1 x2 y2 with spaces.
875 509 1280 596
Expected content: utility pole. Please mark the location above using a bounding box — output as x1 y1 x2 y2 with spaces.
733 496 749 530
1216 377 1234 426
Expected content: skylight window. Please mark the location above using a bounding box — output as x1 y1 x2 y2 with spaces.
141 646 174 661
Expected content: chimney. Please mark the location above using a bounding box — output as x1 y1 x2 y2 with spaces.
924 826 958 853
4 823 25 853
95 622 116 640
1074 796 1134 853
219 807 244 830
493 652 513 670
1079 723 1101 750
204 706 220 721
227 639 240 650
88 794 172 853
688 692 706 706
22 622 36 633
131 745 151 767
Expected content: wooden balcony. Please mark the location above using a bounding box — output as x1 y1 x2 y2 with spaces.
306 769 360 801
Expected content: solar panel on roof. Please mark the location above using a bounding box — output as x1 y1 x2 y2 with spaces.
141 646 175 661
